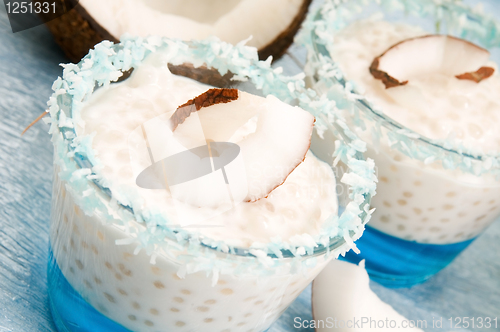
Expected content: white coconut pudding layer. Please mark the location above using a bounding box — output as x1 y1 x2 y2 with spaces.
46 42 361 330
326 18 500 245
50 176 331 332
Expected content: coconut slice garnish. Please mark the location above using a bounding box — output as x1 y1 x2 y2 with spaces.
171 88 239 131
370 35 495 89
312 260 424 332
170 88 315 203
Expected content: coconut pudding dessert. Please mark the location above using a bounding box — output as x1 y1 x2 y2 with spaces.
300 0 500 287
39 0 312 62
46 36 375 331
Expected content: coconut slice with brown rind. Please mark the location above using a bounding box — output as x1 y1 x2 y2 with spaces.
37 0 312 63
171 88 315 202
171 88 239 131
370 35 495 89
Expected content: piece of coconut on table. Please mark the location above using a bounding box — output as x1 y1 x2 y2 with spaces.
36 0 313 63
137 87 316 208
312 260 424 332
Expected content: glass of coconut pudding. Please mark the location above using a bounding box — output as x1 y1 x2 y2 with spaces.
46 36 375 331
299 0 500 287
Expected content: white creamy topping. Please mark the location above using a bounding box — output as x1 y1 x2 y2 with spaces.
76 53 338 248
330 19 500 154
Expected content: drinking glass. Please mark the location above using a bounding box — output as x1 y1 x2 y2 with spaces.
47 36 375 330
301 0 500 287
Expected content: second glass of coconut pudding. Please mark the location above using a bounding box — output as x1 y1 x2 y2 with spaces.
300 0 500 287
47 37 375 331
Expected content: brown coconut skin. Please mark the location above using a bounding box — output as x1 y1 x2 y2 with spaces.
34 0 118 63
36 0 312 63
258 0 313 61
369 34 495 89
171 88 239 131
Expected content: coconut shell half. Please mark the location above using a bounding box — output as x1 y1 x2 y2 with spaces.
35 0 116 63
37 0 312 63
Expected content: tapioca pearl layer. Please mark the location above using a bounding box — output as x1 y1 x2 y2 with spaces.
330 19 500 153
50 172 331 331
366 148 500 244
76 55 338 248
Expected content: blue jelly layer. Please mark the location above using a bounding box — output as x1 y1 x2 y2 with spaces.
342 226 475 288
47 249 130 332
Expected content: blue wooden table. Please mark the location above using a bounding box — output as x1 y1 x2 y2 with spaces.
0 1 499 331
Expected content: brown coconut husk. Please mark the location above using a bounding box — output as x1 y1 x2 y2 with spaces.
35 0 117 63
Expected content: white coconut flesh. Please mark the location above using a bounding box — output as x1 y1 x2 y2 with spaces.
79 0 305 51
371 35 495 88
312 260 423 332
167 89 315 205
